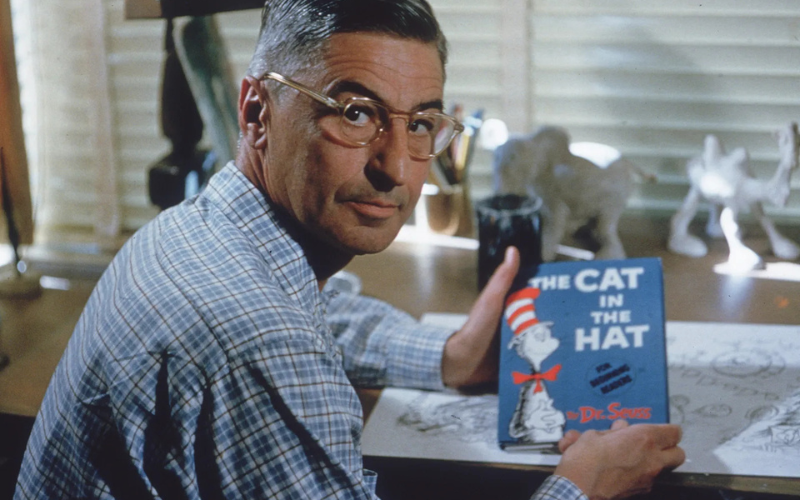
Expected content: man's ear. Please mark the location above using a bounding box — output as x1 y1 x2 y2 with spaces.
238 76 270 150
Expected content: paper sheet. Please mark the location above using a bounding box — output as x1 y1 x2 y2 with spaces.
362 388 561 467
667 321 800 476
361 318 800 478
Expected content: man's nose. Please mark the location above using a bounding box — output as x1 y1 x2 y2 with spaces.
370 116 411 186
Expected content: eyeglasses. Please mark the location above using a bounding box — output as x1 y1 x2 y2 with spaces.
257 72 464 160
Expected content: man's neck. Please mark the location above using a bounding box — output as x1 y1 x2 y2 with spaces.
295 230 354 290
235 153 354 290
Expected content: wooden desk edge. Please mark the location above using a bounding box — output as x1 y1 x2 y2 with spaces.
363 454 799 496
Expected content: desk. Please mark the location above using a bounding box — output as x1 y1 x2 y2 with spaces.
1 214 797 498
0 275 97 417
345 214 800 499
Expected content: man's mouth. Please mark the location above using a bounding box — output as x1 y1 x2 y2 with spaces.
344 199 401 219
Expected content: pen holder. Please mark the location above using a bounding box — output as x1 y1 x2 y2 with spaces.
420 183 474 237
475 194 543 290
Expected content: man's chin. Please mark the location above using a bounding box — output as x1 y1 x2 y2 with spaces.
332 226 403 256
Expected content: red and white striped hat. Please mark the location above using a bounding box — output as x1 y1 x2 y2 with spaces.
504 287 541 335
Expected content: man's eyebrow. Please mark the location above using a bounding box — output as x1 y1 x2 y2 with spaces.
327 80 444 112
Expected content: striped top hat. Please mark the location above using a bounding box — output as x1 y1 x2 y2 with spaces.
505 287 541 335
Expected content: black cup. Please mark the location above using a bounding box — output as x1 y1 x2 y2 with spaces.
475 194 543 290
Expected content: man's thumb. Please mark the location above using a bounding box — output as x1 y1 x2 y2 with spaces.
481 246 520 300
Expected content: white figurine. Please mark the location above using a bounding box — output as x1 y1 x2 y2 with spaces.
493 126 655 261
668 122 800 270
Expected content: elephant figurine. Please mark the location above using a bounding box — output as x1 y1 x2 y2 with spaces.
492 126 654 261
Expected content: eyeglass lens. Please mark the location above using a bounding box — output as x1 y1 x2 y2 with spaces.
332 99 456 158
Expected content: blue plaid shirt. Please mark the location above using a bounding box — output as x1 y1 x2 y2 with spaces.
534 476 587 500
15 163 585 500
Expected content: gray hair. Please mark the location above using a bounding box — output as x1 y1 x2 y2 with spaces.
247 0 448 81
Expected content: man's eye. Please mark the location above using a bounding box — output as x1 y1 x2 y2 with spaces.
342 105 374 126
409 115 437 135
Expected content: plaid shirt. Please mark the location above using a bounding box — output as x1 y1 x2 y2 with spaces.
532 476 587 500
15 163 453 499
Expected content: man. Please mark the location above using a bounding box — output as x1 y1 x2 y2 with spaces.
16 1 684 499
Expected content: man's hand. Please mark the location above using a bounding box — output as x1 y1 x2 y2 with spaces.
441 246 520 388
554 420 686 500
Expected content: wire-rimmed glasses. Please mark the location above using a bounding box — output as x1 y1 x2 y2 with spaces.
258 72 464 160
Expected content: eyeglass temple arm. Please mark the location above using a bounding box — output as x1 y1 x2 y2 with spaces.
259 72 342 110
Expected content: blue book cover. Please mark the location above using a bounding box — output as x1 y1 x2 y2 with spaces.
497 257 669 450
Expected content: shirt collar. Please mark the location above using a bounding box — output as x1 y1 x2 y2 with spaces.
201 161 322 315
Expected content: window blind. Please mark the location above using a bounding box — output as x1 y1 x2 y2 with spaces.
525 0 800 219
13 0 800 255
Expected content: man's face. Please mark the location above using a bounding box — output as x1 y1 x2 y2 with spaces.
261 33 444 255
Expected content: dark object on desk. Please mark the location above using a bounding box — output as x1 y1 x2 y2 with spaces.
475 194 543 290
147 19 216 211
173 16 239 165
0 149 41 299
0 345 7 371
0 148 20 271
148 150 216 211
0 413 35 500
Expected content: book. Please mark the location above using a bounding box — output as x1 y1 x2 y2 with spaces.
497 257 669 450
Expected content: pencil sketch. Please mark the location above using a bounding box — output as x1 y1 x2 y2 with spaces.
362 320 800 478
362 387 562 468
666 322 800 475
669 395 690 425
712 348 785 379
719 392 800 457
397 392 497 446
693 404 733 418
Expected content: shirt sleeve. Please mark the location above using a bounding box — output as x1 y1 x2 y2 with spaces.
531 475 588 500
208 335 378 499
323 290 455 390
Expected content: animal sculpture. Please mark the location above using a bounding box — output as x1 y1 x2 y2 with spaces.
668 122 800 269
493 126 654 261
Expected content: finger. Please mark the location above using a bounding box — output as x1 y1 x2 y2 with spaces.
481 246 520 299
610 419 629 431
653 424 683 450
592 419 627 437
558 429 581 453
660 446 687 469
461 246 520 334
442 249 519 388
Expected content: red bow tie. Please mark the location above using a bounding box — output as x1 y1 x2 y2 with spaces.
512 364 562 393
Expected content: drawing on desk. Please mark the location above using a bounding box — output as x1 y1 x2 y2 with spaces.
362 387 561 467
397 392 497 446
720 392 800 457
745 404 780 423
668 394 689 425
712 348 785 379
693 403 732 418
667 322 800 475
363 319 800 478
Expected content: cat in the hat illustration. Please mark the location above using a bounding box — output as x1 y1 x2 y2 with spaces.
505 287 566 443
